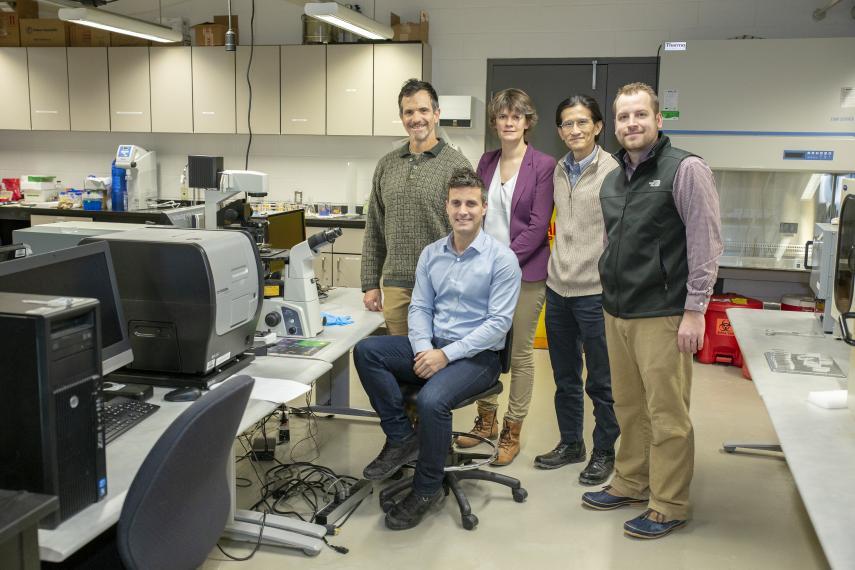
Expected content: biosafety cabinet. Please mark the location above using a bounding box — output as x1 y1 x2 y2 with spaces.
659 38 855 277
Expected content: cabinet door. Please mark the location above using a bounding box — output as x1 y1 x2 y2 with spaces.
333 254 361 288
0 48 31 130
68 47 110 131
281 45 325 135
150 47 193 133
108 47 151 132
326 44 372 136
313 253 333 287
373 44 424 136
28 48 70 131
237 45 280 135
332 228 365 254
192 47 236 134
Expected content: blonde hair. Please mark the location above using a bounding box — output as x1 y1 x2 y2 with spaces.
488 89 538 138
613 82 659 115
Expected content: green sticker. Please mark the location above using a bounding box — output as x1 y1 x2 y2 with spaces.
661 110 680 120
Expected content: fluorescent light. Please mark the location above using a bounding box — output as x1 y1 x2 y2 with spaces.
58 7 182 43
304 2 393 41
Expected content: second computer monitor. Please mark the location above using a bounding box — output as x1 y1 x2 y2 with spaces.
266 209 306 250
0 241 133 375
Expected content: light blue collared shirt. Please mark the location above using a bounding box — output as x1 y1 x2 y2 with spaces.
408 229 521 362
563 147 597 187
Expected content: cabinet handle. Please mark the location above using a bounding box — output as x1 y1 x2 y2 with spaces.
34 110 59 114
345 88 357 93
290 118 308 122
116 111 143 115
201 111 216 115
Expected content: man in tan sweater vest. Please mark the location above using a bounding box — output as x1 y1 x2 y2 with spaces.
534 95 621 487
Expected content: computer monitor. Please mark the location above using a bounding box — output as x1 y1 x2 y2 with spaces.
266 209 306 250
0 241 133 375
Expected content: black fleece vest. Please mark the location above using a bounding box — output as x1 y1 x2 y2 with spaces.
598 135 694 319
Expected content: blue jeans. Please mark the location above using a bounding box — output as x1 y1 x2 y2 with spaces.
353 335 500 496
544 288 619 451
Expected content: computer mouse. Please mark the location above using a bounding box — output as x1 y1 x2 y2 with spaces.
164 386 203 402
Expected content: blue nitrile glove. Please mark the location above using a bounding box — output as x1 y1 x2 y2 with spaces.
321 312 353 326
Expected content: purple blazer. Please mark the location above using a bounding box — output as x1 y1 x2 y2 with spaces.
477 145 556 282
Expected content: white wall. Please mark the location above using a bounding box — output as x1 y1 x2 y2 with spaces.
3 0 853 204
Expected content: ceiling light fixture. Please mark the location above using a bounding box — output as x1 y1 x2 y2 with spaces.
812 0 843 21
57 6 182 43
304 2 393 41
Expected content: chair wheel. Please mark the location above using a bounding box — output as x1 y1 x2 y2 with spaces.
461 514 478 530
513 488 528 503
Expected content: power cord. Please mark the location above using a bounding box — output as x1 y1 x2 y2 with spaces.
244 0 256 170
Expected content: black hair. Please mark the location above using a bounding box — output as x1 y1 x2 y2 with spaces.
554 94 604 141
447 167 487 203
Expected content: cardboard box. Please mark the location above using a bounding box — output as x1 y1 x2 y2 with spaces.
20 18 67 47
213 15 238 44
0 13 19 46
0 0 39 18
109 32 149 47
68 23 110 47
391 11 428 43
192 22 225 46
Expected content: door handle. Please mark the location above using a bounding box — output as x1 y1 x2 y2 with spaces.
591 59 598 90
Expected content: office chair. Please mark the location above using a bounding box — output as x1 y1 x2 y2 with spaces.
378 330 527 530
117 375 255 569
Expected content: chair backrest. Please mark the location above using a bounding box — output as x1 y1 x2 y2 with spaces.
498 327 513 375
116 375 254 570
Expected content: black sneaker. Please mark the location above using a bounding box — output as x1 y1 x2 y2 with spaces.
385 488 444 530
579 448 615 485
363 435 419 481
533 441 586 469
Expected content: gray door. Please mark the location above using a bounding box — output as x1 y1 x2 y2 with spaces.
486 58 658 158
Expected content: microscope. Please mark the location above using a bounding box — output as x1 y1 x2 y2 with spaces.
115 145 158 211
259 227 342 337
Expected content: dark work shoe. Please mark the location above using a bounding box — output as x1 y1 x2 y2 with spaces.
533 441 586 469
363 435 419 481
582 485 647 510
624 509 687 539
385 489 444 530
579 448 616 486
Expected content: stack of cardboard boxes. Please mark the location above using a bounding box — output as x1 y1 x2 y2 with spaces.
0 1 189 47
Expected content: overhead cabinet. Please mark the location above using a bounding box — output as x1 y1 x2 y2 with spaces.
108 47 152 132
68 47 110 131
0 48 31 130
237 46 280 135
193 47 236 134
281 44 325 135
373 44 431 137
150 47 193 133
28 48 70 131
0 44 432 136
326 44 373 136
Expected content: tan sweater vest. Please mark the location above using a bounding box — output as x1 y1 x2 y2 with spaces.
546 146 619 297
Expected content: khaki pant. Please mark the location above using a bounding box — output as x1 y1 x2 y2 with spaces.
480 280 546 421
604 312 694 521
381 286 412 336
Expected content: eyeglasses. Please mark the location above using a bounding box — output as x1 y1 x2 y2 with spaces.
558 119 592 130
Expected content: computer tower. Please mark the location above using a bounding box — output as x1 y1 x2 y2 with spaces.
0 292 107 529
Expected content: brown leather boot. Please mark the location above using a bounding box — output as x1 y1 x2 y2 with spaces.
493 417 523 466
455 403 498 448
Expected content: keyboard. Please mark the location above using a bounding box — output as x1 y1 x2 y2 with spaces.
102 397 160 445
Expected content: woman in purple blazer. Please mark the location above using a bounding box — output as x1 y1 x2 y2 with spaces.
455 88 556 466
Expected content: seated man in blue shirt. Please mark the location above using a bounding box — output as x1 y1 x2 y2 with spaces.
353 167 521 531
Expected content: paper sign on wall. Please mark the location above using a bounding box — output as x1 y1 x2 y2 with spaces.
664 42 686 51
662 89 680 120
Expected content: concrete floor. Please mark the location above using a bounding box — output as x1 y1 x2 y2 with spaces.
201 351 828 570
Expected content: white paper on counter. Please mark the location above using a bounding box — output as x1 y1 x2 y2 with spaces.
216 374 311 404
807 390 848 409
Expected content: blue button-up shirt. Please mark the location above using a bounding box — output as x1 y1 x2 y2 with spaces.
563 147 597 186
408 229 521 362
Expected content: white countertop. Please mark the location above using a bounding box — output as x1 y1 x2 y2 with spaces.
727 308 855 570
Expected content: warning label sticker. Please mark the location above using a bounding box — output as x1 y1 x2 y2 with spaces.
716 318 734 337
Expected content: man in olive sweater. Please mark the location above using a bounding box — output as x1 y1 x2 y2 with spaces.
361 79 472 335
